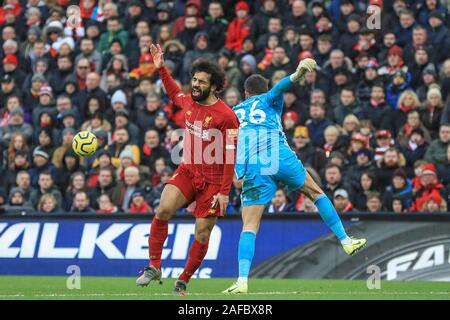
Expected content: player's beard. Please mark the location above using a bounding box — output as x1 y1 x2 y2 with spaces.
191 85 211 102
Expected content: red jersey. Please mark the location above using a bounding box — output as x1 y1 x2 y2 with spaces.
158 66 239 194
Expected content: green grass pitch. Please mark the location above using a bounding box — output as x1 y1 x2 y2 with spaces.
1 276 450 300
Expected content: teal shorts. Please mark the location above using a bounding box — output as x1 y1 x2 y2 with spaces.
240 149 306 206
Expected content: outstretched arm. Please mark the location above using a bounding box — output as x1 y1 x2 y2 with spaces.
151 44 185 106
267 76 295 100
267 58 317 101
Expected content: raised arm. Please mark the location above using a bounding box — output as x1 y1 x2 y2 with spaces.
151 44 185 106
267 76 294 100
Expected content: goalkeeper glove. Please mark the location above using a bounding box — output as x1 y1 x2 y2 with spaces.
290 58 317 82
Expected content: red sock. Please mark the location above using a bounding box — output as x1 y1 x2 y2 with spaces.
148 217 168 269
178 240 209 283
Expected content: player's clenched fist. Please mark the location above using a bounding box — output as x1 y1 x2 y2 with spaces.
299 58 317 73
290 58 317 82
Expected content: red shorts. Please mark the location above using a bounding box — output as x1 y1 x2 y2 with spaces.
167 166 223 218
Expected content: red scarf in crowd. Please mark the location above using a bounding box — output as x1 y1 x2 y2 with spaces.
353 38 376 52
403 123 418 137
398 103 415 113
341 201 353 213
315 21 333 33
80 0 95 19
386 61 404 74
324 144 333 157
40 119 53 127
257 48 273 70
370 98 385 108
142 143 152 156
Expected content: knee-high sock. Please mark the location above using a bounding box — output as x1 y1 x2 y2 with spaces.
238 231 256 282
149 217 168 268
179 240 209 283
314 194 348 241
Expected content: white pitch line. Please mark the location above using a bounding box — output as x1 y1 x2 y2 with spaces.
0 291 450 298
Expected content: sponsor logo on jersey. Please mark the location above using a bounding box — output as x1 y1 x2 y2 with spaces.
185 120 210 140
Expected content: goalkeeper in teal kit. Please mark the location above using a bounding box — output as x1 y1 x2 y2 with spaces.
223 58 367 294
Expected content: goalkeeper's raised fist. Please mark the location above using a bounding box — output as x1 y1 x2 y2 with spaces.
290 58 317 82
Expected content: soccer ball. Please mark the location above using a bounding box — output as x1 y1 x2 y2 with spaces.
72 131 98 157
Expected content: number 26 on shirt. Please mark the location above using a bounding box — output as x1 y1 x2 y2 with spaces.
234 101 266 128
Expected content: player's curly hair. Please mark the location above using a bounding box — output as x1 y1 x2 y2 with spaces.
190 59 226 93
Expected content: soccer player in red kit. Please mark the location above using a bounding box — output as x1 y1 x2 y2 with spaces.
136 44 239 295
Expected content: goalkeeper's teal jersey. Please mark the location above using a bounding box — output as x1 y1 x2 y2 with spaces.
232 76 295 180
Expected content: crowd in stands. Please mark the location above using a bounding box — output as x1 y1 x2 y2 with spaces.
1 0 450 214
